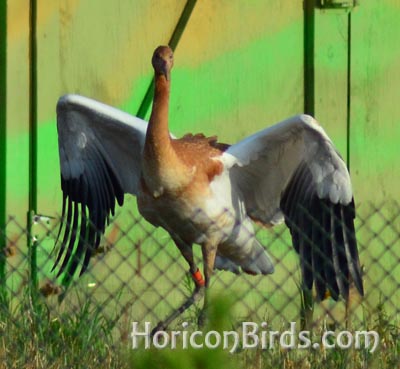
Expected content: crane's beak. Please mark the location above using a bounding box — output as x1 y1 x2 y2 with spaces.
161 63 170 81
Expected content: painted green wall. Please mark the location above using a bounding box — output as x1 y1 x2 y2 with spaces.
8 2 399 210
7 0 305 219
350 1 400 204
5 0 400 226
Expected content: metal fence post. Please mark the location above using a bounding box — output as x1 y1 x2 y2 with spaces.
346 11 352 170
304 0 315 118
0 0 7 307
302 0 316 329
28 0 38 294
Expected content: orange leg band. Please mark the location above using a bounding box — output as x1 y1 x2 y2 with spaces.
192 268 205 287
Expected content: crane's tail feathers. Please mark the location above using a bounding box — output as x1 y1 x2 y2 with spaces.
214 255 241 274
241 240 275 275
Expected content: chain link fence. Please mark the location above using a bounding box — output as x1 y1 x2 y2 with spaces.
1 199 399 340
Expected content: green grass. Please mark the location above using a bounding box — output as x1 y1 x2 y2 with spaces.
0 291 123 369
0 291 398 369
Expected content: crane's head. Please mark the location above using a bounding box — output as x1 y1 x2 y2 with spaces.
152 45 174 81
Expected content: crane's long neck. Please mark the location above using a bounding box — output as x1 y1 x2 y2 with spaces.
146 74 171 150
142 72 191 196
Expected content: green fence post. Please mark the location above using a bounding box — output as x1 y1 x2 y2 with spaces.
28 0 38 296
304 0 315 117
301 0 316 330
0 0 8 308
346 12 352 170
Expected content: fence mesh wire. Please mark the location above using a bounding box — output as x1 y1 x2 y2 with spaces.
1 199 399 340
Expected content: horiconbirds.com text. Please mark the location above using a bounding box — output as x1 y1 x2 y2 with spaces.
131 322 379 353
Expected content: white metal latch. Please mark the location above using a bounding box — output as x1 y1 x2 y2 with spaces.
30 212 56 242
32 213 55 225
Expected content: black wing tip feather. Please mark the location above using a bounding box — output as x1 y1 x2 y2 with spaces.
53 155 125 283
281 165 364 302
315 199 363 301
53 196 107 284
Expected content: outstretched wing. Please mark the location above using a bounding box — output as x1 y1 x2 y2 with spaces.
223 114 363 300
53 94 147 281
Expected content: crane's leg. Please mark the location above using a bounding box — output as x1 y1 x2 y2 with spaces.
151 237 205 335
198 241 218 327
172 236 201 278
